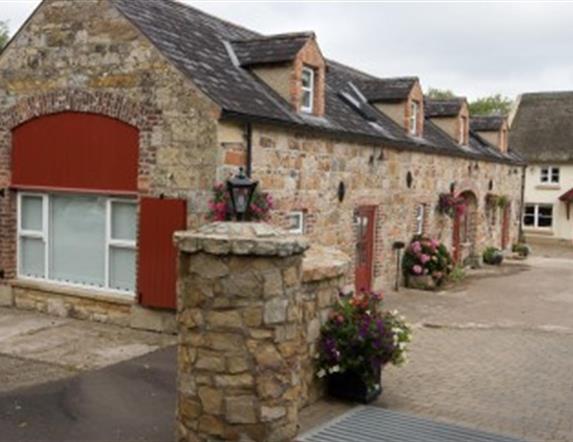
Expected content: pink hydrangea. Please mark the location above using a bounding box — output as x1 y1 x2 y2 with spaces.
420 254 430 264
410 241 422 254
412 265 423 275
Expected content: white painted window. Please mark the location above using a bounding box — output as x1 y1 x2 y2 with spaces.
17 192 137 295
286 211 305 235
301 67 315 113
415 204 425 235
409 101 419 135
540 166 560 184
523 204 553 229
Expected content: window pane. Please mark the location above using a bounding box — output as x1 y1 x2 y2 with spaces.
302 90 312 109
50 195 106 287
538 206 553 217
111 201 137 241
551 169 560 182
540 168 549 182
20 237 45 278
109 247 136 292
524 205 535 215
302 69 312 88
21 196 43 232
523 215 535 226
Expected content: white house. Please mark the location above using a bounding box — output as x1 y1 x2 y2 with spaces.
510 92 573 243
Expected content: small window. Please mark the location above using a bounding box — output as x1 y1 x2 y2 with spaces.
286 211 305 234
409 101 419 135
459 116 468 145
301 67 315 113
540 166 560 184
523 204 553 229
415 204 425 235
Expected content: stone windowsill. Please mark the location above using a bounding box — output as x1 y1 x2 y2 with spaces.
535 184 561 191
10 279 135 306
523 228 554 236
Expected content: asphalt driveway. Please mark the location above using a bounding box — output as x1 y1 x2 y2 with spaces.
0 346 177 442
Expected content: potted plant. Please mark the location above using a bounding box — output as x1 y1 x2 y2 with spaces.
402 236 453 290
512 243 531 259
483 246 504 265
207 182 273 222
437 193 466 218
316 290 411 404
497 195 510 209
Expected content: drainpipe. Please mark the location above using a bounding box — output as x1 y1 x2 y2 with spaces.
518 165 526 243
244 123 253 178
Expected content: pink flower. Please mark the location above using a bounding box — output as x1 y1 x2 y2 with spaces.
431 239 439 248
412 265 423 275
420 254 430 264
410 241 422 254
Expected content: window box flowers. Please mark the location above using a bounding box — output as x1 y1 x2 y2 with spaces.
402 236 453 290
317 290 411 404
207 182 273 222
438 193 466 218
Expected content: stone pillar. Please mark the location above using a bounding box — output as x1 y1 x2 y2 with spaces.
175 222 309 442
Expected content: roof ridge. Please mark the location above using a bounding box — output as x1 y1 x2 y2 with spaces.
161 0 261 37
521 90 573 97
231 31 315 43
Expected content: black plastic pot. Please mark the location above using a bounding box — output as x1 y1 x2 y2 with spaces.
326 369 382 404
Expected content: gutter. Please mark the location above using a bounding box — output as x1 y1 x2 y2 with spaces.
221 110 525 167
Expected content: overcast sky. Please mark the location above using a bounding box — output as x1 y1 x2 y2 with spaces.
2 1 573 100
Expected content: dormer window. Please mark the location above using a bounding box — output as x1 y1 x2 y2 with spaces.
301 66 315 113
409 100 419 135
460 115 468 145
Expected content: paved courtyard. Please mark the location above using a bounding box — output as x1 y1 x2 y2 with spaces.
301 252 573 442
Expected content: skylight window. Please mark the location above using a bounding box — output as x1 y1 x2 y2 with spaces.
301 66 315 113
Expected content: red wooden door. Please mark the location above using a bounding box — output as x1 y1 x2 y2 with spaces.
501 205 510 250
453 211 461 263
354 206 376 293
138 197 187 310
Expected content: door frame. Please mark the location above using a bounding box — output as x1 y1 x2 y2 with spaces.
354 205 377 293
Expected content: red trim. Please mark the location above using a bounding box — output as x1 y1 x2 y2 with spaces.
11 185 139 197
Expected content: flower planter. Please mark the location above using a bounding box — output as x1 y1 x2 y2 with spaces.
327 369 382 404
406 274 436 290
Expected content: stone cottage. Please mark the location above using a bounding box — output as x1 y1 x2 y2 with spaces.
0 0 524 330
510 92 573 244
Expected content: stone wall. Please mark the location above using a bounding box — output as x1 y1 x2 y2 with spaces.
217 121 523 290
175 223 349 442
0 0 221 284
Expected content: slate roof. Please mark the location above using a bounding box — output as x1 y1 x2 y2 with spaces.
356 77 418 102
110 0 521 165
471 116 505 132
425 98 466 118
510 92 573 163
231 32 313 67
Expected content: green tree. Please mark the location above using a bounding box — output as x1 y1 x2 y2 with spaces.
426 87 456 100
0 21 8 49
469 94 513 116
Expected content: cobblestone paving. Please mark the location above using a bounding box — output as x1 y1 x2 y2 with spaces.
300 252 573 441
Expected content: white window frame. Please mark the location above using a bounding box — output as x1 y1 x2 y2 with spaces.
415 204 425 235
459 116 468 145
523 203 553 229
409 101 419 135
286 211 305 235
540 166 560 184
17 192 137 296
300 66 315 114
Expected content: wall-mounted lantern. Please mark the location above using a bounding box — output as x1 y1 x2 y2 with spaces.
227 167 258 221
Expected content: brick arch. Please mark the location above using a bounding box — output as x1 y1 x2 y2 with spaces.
454 179 481 206
0 89 163 280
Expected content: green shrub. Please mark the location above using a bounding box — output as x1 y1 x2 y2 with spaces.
449 266 466 283
483 247 504 265
512 243 531 257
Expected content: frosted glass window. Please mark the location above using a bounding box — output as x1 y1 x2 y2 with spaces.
111 201 137 241
20 237 45 278
109 247 136 292
49 195 106 288
21 196 43 232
